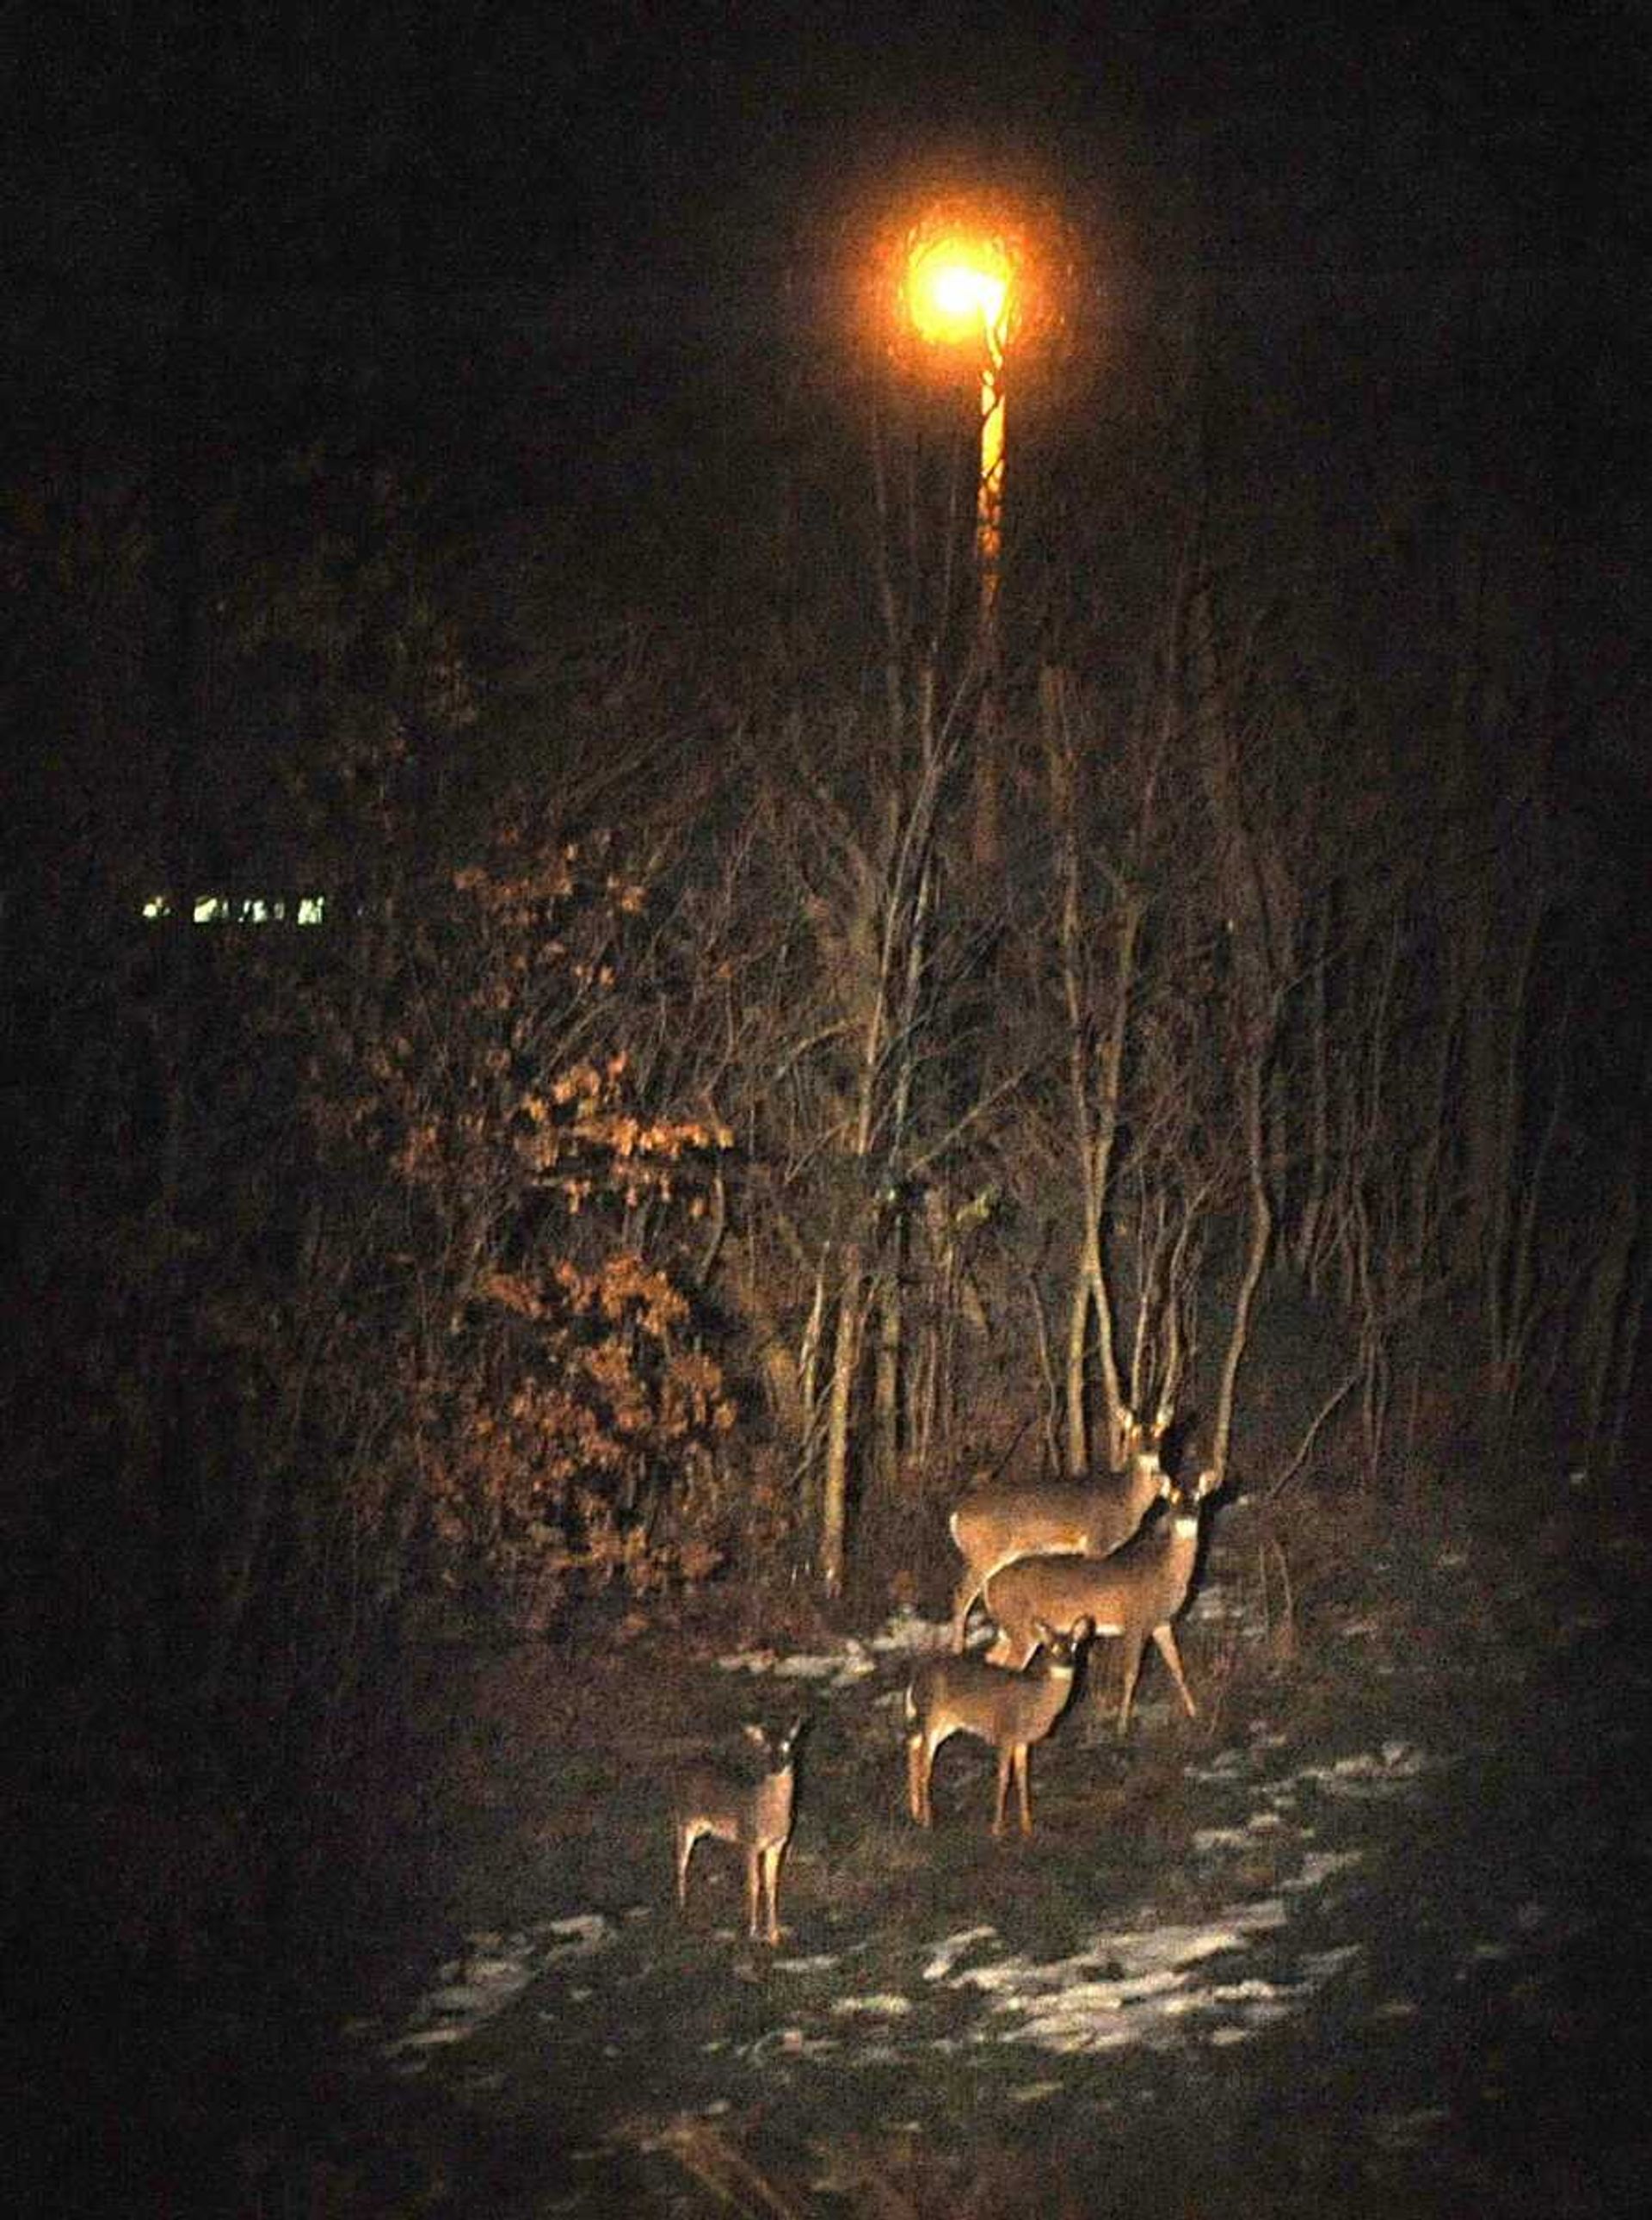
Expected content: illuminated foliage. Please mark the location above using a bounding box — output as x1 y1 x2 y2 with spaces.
291 808 734 1618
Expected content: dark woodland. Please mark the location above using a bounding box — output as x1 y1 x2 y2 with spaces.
3 3 1649 2212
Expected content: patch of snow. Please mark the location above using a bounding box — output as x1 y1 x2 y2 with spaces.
1224 1897 1290 1932
935 1920 1276 2056
1300 1944 1363 1979
1192 1826 1249 1853
1188 1588 1248 1620
1368 2105 1452 2150
774 1650 877 1683
1199 1741 1443 1822
831 1994 914 2017
718 1610 965 1693
1186 1748 1254 1784
428 1982 498 2013
1282 1848 1365 1893
381 1915 616 2063
774 1954 841 1974
541 1913 615 1961
1299 1742 1444 1800
953 1902 1365 2057
716 1642 878 1690
922 1926 999 1981
746 2026 841 2062
1205 1976 1293 2007
867 1609 954 1655
949 1953 1039 1997
391 2024 469 2051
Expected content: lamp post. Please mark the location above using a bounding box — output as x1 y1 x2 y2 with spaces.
903 222 1017 651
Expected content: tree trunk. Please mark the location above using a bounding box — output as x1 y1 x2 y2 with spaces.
872 1225 903 1499
819 1242 864 1597
1045 669 1140 1475
1211 1041 1275 1483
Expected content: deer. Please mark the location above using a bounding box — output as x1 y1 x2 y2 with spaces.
904 1618 1091 1836
946 1403 1172 1652
671 1717 804 1946
982 1467 1220 1737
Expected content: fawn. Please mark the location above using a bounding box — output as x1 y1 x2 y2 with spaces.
671 1717 804 1946
905 1618 1091 1836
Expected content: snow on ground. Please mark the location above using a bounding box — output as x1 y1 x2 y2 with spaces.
713 1871 1371 2070
373 1608 1457 2084
379 1915 616 2063
715 1603 954 1690
715 1639 879 1689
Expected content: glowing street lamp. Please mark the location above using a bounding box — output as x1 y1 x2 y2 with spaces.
902 220 1019 640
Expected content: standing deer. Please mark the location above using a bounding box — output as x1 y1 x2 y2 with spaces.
904 1618 1091 1836
947 1405 1170 1651
671 1718 804 1946
983 1468 1220 1736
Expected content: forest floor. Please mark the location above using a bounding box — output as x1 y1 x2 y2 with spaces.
192 1474 1652 2214
249 1465 1652 2220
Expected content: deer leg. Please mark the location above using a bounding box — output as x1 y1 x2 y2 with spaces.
914 1731 940 1827
1014 1745 1032 1835
991 1748 1014 1836
1152 1623 1198 1717
760 1843 783 1946
951 1574 981 1652
907 1733 928 1825
1116 1636 1148 1737
675 1823 698 1909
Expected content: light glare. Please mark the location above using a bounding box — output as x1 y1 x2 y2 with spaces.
906 230 1014 354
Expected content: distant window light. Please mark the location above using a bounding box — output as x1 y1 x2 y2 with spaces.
140 894 328 926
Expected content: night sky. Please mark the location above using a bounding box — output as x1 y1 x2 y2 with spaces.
3 1 1648 724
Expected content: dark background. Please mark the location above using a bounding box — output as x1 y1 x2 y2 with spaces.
5 0 1644 671
3 4 1649 2213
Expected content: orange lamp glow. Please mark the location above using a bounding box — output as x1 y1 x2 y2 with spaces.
904 231 1014 359
899 217 1020 634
